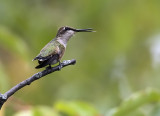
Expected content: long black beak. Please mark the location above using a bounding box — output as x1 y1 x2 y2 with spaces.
74 28 94 32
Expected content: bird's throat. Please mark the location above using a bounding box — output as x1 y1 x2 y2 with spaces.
57 31 75 47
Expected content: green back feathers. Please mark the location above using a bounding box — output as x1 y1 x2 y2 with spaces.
39 39 65 57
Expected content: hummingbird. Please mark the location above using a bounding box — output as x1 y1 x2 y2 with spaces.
32 26 94 69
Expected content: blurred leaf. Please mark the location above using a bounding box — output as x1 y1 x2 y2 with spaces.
0 26 29 60
33 106 58 116
54 101 99 116
107 88 160 116
14 110 32 116
14 106 58 116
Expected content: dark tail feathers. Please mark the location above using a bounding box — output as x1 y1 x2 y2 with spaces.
35 60 49 69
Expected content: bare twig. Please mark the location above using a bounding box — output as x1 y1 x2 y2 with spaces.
0 59 76 109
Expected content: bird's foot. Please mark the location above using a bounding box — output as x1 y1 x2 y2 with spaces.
58 63 63 71
46 65 52 70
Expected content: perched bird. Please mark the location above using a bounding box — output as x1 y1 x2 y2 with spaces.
32 26 94 69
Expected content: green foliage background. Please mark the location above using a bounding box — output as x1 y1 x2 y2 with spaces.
0 0 160 116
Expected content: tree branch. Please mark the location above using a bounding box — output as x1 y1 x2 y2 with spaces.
0 59 76 110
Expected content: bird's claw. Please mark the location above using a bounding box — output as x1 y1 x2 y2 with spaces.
46 65 52 70
58 63 63 70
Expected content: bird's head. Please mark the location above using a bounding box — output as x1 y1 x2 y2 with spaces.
56 26 94 38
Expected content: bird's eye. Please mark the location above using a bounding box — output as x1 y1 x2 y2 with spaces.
64 27 69 30
64 27 68 30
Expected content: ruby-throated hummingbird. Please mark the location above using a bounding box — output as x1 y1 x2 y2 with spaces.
32 26 94 69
